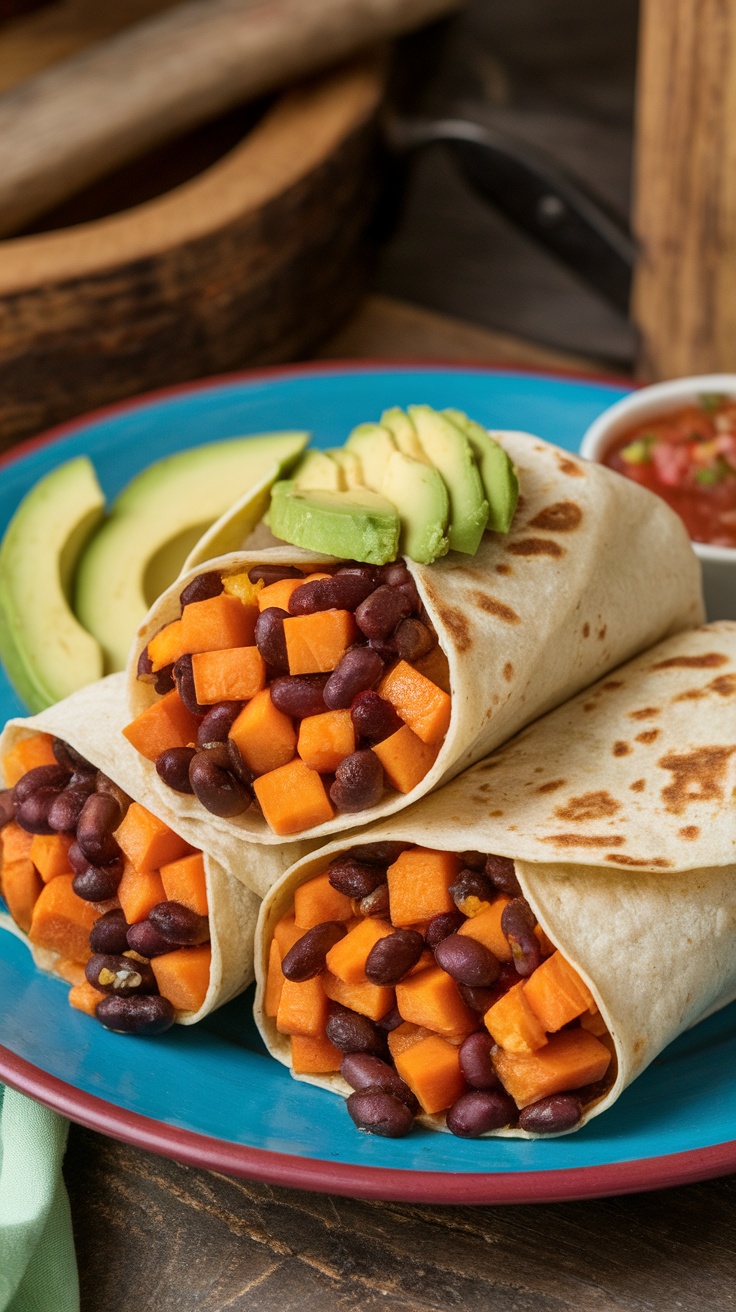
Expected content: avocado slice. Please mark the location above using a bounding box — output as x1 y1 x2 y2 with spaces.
292 449 345 491
328 447 364 489
0 457 105 711
268 480 399 564
408 406 489 554
443 409 519 533
381 407 426 461
345 423 397 492
382 450 450 564
75 432 308 673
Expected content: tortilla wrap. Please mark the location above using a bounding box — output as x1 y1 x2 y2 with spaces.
126 432 704 854
0 673 264 1024
254 621 736 1135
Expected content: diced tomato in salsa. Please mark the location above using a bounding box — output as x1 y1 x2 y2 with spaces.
603 395 736 548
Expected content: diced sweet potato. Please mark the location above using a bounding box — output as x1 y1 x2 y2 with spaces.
148 619 189 672
123 690 200 761
394 1033 466 1114
192 646 266 705
395 965 476 1039
274 912 308 955
253 758 333 835
379 660 452 745
2 857 43 933
297 710 355 773
151 945 211 1013
69 980 105 1018
409 950 435 976
229 690 296 777
115 802 191 873
372 725 439 794
325 918 394 985
387 1021 432 1060
535 924 556 957
265 939 285 1017
580 1009 609 1038
257 577 307 612
484 982 548 1054
293 872 353 929
276 974 329 1036
524 952 596 1033
30 833 73 883
283 610 357 675
387 848 460 927
2 733 56 787
458 898 512 962
493 1027 612 1108
2 821 33 864
117 862 166 925
322 970 394 1022
28 874 98 961
181 594 258 654
56 958 87 987
291 1033 342 1074
413 646 451 695
159 852 208 916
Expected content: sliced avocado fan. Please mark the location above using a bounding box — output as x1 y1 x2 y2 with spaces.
443 409 519 533
268 481 399 565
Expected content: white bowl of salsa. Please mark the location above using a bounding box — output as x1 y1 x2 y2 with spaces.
580 374 736 620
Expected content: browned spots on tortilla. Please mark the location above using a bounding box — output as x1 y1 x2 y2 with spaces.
495 563 512 575
653 652 728 670
598 626 607 641
583 701 597 712
635 729 660 745
630 779 646 792
476 783 492 795
613 741 630 757
489 809 504 817
536 779 566 794
543 833 625 848
436 605 471 652
555 790 621 822
471 592 520 625
502 662 514 683
605 854 672 868
557 455 584 477
506 537 565 559
679 825 700 840
582 623 590 638
528 501 583 532
628 707 660 720
711 674 736 697
602 680 624 692
674 688 704 702
634 1038 645 1056
658 745 736 815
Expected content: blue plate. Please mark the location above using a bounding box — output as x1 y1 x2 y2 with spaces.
2 363 734 1204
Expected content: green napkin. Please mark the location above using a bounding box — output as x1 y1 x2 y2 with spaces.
0 1085 78 1312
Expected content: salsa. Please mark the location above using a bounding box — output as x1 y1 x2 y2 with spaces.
603 393 736 548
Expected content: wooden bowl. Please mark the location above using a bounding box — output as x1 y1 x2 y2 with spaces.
0 54 386 448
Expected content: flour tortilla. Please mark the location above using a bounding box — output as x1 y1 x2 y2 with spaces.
126 431 705 856
254 622 736 1136
0 674 264 1024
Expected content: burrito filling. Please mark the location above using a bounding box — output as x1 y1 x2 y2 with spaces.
0 732 211 1034
266 844 614 1137
126 562 450 835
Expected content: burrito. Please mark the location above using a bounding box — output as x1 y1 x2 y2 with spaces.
0 674 262 1034
254 621 736 1139
122 432 704 857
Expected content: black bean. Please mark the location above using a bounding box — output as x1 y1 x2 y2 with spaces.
340 1054 418 1113
330 750 383 812
458 983 498 1015
335 564 380 585
154 664 176 696
518 1094 582 1135
46 785 93 833
323 647 383 710
281 921 347 981
180 570 224 607
288 574 374 615
226 739 254 789
365 929 424 985
95 773 132 819
15 787 61 835
446 1090 516 1137
448 869 494 910
76 794 122 866
346 842 408 865
89 909 129 956
70 841 116 877
156 747 196 793
270 675 327 719
85 953 157 995
72 863 123 902
458 850 487 870
380 561 413 588
95 994 176 1035
346 1089 414 1137
459 1031 501 1090
325 1003 387 1056
148 901 210 946
354 586 413 640
501 898 541 977
358 884 390 918
188 752 250 817
368 636 397 662
375 1004 403 1033
126 919 175 958
394 618 435 663
0 790 14 829
173 654 208 717
254 607 289 670
12 764 69 806
350 690 403 744
426 911 465 948
197 702 243 746
434 934 500 988
485 853 522 898
137 646 155 681
51 738 95 774
198 741 233 772
248 564 304 587
328 858 386 899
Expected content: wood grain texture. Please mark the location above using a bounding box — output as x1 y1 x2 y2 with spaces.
632 0 736 378
64 1125 736 1312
